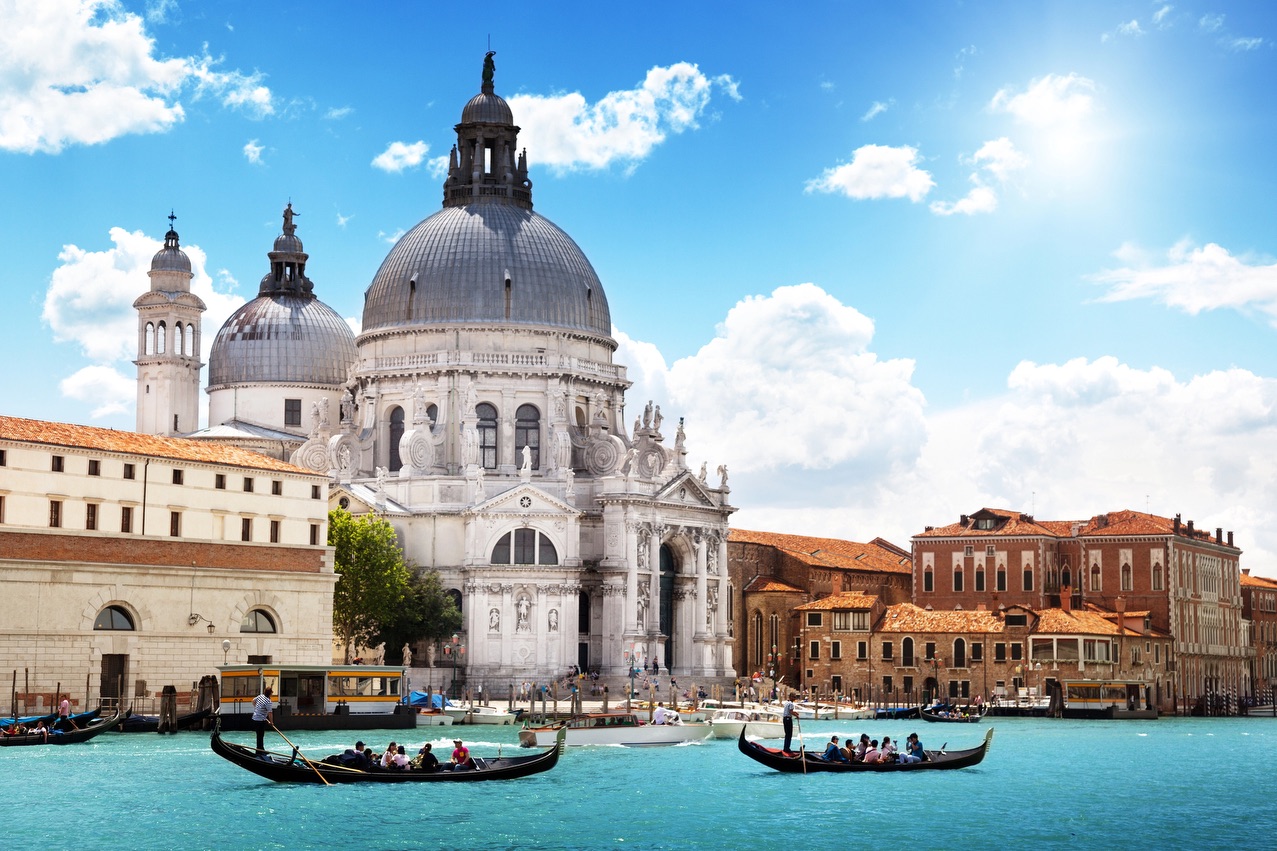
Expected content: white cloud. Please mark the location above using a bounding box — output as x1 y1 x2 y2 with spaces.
0 0 273 154
1226 37 1264 51
372 140 429 173
989 73 1096 127
930 183 998 216
1153 5 1173 27
970 137 1029 182
805 144 935 202
861 100 891 122
378 228 406 245
507 62 737 172
41 226 244 414
336 211 352 228
59 364 136 418
1199 14 1224 33
930 137 1029 216
243 139 264 164
427 154 450 179
325 106 353 120
1091 240 1277 324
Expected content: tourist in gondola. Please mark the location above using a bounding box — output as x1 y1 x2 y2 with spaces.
899 733 924 764
821 735 849 762
413 742 439 772
880 736 898 762
449 739 473 770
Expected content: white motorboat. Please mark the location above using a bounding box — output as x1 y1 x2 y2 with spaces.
518 712 713 747
708 707 785 739
443 703 519 725
415 710 455 727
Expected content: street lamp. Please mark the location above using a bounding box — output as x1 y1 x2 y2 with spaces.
442 633 465 698
766 644 779 701
222 639 230 665
626 644 643 712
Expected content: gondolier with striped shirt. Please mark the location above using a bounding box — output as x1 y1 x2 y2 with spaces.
252 686 274 756
782 694 796 752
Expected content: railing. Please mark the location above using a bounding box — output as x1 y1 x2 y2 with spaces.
366 351 627 381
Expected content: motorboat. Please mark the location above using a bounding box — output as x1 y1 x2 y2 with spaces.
708 707 785 739
518 712 713 747
444 703 519 725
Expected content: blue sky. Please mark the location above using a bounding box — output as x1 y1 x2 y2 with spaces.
4 1 1277 573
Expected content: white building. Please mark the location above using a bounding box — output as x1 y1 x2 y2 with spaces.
0 415 335 710
146 55 738 684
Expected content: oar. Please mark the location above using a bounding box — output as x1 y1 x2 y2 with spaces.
269 722 332 786
795 715 807 775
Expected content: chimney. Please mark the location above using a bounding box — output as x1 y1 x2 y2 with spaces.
1116 596 1125 616
1187 520 1194 536
1174 514 1181 534
1060 584 1072 614
1216 527 1223 543
960 515 969 527
1243 568 1250 576
1228 531 1234 547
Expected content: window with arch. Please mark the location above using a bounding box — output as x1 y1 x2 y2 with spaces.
156 320 166 354
94 605 134 630
1090 563 1102 591
515 404 541 469
175 323 184 357
923 567 934 593
953 638 967 668
953 566 964 592
1023 565 1034 591
388 406 405 472
752 612 763 666
491 528 558 565
975 564 986 592
241 609 277 633
902 636 915 666
1061 566 1072 588
426 404 439 431
1121 562 1133 591
997 565 1007 592
145 322 155 355
476 403 498 469
1152 562 1164 591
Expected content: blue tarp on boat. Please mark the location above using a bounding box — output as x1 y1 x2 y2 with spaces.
406 691 452 709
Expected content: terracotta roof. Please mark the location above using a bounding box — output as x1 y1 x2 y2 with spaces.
0 415 316 475
730 528 912 574
914 507 1070 539
795 592 878 611
1035 607 1127 635
876 603 1007 634
745 575 805 594
1241 573 1277 589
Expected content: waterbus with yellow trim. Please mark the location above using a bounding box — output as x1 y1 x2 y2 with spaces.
217 664 415 730
1061 679 1158 719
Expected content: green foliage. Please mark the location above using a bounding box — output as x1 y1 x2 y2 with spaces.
375 568 463 664
328 508 411 662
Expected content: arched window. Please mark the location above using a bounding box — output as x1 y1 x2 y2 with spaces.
1121 563 1133 591
1090 563 1102 591
491 529 558 565
752 612 763 667
388 406 405 472
426 403 438 431
953 566 964 592
902 636 915 666
975 564 986 592
1061 566 1072 588
94 605 134 631
515 404 540 469
476 403 498 470
145 322 155 355
1152 562 1164 591
156 321 167 354
953 638 967 668
175 323 184 357
923 567 934 593
240 609 277 633
997 565 1007 592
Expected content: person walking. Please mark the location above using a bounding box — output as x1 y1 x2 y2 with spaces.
252 685 274 756
782 693 796 752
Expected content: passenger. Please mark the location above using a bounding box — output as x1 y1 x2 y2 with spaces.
392 744 410 769
652 702 668 725
449 739 473 770
337 739 370 769
862 738 881 764
899 733 924 764
413 742 440 772
821 735 849 762
880 736 897 762
380 741 398 769
854 733 870 761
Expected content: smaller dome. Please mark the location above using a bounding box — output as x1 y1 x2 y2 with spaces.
151 228 192 273
461 92 513 125
208 295 356 387
274 232 304 253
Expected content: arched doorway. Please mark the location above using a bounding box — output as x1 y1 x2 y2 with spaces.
660 544 676 670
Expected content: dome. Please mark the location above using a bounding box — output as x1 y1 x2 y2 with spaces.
208 294 356 387
361 201 612 337
151 227 191 273
461 92 513 125
273 232 304 254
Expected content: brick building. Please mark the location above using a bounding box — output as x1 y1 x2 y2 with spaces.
1240 570 1277 706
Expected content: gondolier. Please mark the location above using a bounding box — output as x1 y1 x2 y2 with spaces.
782 693 796 752
252 686 274 755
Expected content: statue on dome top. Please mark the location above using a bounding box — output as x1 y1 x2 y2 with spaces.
282 202 298 232
482 51 496 87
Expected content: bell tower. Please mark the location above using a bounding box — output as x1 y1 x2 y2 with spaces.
133 212 206 435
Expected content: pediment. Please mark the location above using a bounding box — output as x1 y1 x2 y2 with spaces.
329 484 410 516
654 471 717 507
466 482 580 519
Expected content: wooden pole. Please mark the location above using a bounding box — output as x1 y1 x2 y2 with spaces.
24 668 29 716
85 672 91 713
10 670 16 721
270 722 332 786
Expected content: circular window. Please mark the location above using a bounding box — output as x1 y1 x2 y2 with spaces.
520 496 532 508
339 496 350 509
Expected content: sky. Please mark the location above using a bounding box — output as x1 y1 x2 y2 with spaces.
3 0 1277 575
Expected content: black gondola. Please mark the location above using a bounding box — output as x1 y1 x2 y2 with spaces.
210 723 566 783
120 707 212 733
920 703 988 723
0 709 124 746
737 726 993 772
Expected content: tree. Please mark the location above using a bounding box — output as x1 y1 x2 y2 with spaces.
329 508 411 663
374 567 462 665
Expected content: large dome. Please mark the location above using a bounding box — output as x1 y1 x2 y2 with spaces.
361 200 611 337
208 295 355 387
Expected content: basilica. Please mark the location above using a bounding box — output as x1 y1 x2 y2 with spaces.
134 55 736 684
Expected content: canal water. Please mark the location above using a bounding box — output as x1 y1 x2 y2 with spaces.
2 716 1274 850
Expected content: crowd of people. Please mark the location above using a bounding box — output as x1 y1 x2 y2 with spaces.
323 737 478 772
815 732 927 764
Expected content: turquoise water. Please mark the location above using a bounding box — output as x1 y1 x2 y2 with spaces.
3 716 1275 850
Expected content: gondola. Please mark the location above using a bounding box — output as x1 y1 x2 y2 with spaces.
120 707 212 733
920 703 987 723
0 709 124 746
2 707 101 729
209 722 566 783
737 726 993 773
